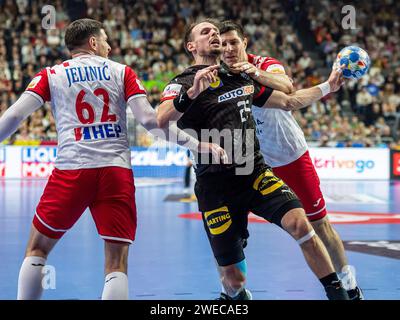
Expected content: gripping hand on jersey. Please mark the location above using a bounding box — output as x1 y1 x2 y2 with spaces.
198 142 229 164
187 65 220 99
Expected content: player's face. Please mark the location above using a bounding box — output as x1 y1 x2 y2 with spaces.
188 22 221 57
221 31 248 66
95 29 111 58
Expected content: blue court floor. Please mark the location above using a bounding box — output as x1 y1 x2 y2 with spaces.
1 178 400 300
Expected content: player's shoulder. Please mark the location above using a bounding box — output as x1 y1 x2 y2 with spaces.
248 53 285 74
170 65 202 83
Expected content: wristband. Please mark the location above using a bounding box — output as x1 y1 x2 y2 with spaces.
173 92 193 113
317 82 331 97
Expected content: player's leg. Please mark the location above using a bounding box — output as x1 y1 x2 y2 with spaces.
18 168 93 300
251 167 348 300
273 151 363 299
102 241 130 300
90 167 137 300
311 217 363 299
195 180 251 300
17 226 58 300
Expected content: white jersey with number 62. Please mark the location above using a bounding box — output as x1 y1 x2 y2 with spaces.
25 54 146 170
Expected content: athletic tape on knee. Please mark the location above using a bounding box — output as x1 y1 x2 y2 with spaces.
235 259 247 277
296 230 316 245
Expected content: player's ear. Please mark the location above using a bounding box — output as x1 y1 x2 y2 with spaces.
243 37 248 50
186 41 195 54
88 36 97 51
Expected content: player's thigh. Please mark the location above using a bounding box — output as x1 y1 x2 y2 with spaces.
195 181 248 266
90 167 137 244
250 167 303 227
34 168 96 239
273 151 326 220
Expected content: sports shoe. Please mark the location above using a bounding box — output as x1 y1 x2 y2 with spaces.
216 288 252 300
325 282 350 300
347 286 364 300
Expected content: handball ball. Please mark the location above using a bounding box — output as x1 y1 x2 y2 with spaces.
335 46 370 79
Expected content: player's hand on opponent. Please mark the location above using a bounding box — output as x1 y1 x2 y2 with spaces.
198 142 229 164
187 65 220 99
229 61 258 76
328 64 346 92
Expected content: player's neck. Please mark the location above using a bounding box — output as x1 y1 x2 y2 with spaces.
71 49 95 58
193 55 219 66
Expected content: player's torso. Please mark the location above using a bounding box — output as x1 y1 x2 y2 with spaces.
177 65 263 175
251 107 308 167
47 55 130 169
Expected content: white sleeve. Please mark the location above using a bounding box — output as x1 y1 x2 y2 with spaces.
127 96 199 151
0 92 43 142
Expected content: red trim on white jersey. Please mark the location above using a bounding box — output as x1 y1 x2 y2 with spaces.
25 69 51 103
248 53 285 73
124 66 147 101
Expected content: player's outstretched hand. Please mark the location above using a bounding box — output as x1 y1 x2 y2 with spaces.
198 142 229 164
328 64 346 92
187 65 220 99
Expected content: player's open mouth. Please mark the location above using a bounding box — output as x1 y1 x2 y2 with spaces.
210 38 220 45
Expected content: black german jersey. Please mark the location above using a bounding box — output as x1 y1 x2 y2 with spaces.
161 64 273 177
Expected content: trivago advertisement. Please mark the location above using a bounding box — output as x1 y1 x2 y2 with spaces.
309 148 390 180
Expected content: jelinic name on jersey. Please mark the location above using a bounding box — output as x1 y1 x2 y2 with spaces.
65 64 111 87
218 85 254 102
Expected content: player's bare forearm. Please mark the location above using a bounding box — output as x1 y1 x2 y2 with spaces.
252 70 294 94
157 100 183 128
0 93 43 142
263 85 323 111
263 67 344 111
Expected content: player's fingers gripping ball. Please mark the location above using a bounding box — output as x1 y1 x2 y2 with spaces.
335 46 370 80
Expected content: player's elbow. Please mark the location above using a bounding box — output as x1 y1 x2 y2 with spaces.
275 95 295 111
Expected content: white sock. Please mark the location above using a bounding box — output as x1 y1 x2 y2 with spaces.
101 272 129 300
339 265 358 290
17 256 46 300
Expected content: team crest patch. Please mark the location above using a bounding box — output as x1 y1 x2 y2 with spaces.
27 76 42 89
209 76 223 90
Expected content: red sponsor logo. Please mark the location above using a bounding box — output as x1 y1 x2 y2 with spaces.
0 163 4 177
179 211 400 225
22 162 54 178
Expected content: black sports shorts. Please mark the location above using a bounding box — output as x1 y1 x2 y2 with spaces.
195 165 303 266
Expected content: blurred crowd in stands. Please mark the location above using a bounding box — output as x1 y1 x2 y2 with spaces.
0 0 399 148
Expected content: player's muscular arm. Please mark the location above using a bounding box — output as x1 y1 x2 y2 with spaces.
0 93 43 142
231 62 294 94
261 66 344 111
130 96 228 162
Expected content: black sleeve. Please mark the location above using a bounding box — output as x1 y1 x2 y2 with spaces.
253 84 274 108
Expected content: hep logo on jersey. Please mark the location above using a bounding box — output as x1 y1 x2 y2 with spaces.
74 123 122 141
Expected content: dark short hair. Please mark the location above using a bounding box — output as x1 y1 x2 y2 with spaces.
65 19 103 51
219 20 245 40
183 18 220 56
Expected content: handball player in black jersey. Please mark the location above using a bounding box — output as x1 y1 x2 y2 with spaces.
157 19 348 300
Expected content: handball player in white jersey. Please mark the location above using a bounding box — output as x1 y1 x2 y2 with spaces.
0 19 225 300
220 20 363 300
